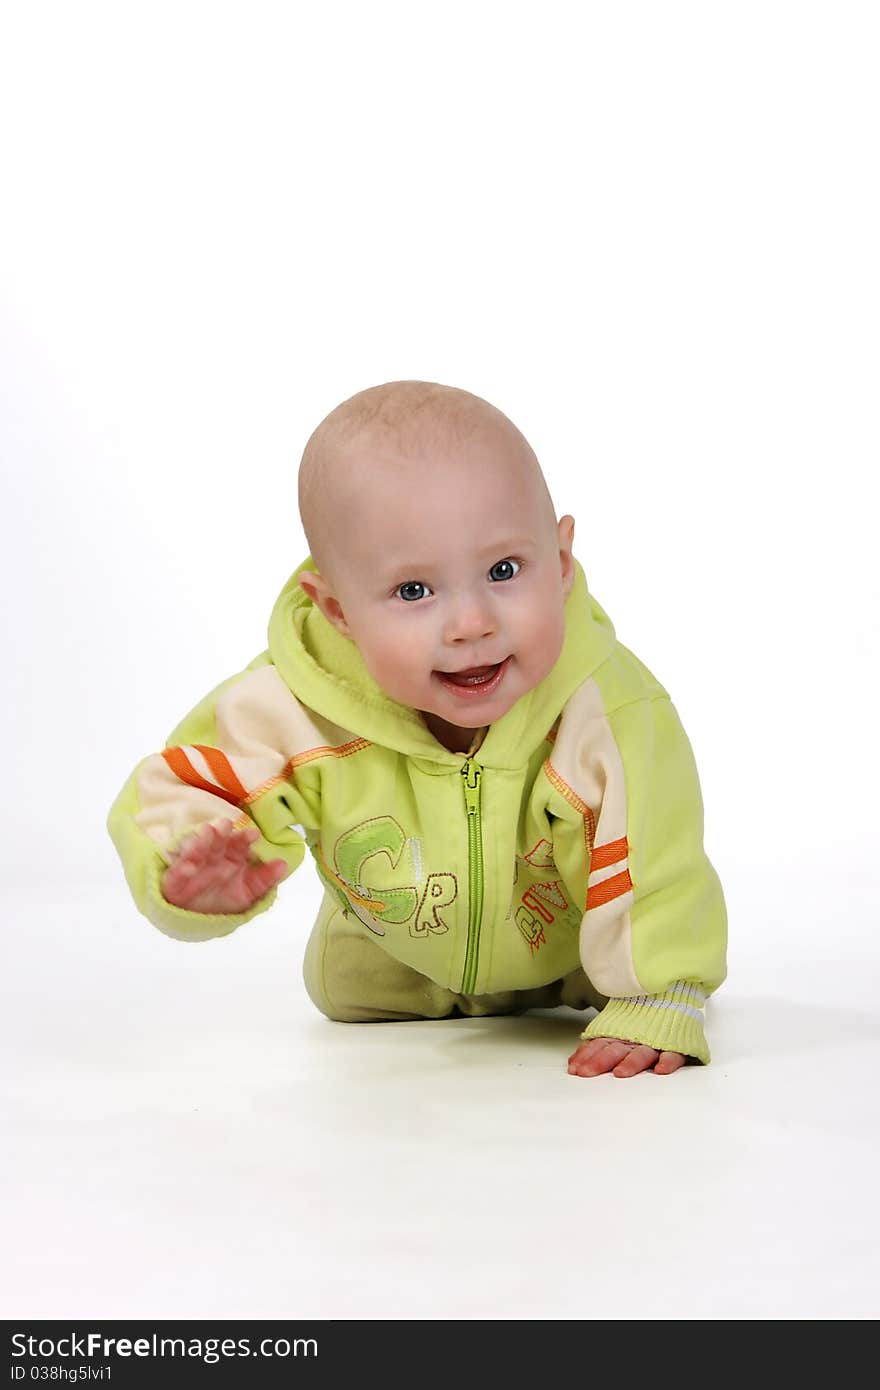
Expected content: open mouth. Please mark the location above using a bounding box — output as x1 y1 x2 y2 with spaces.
434 656 511 698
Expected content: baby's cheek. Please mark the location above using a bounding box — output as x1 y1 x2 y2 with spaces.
531 611 565 670
363 637 420 695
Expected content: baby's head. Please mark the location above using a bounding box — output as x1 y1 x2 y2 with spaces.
297 381 575 751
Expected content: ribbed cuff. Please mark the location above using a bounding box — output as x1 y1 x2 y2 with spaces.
580 981 710 1064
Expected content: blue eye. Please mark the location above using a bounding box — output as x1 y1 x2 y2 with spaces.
394 560 520 600
489 558 521 582
396 581 432 602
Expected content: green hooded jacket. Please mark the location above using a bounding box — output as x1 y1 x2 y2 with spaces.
107 555 727 1062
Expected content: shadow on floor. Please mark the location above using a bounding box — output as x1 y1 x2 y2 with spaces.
398 993 880 1064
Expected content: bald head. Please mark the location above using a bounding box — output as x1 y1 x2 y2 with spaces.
297 380 557 583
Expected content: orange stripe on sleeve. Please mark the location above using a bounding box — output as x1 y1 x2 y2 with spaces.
586 868 633 912
161 747 243 807
193 745 248 801
589 836 629 873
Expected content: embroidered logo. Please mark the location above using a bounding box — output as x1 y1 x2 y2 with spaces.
515 906 547 955
325 816 458 938
411 874 456 937
523 837 556 869
513 868 574 954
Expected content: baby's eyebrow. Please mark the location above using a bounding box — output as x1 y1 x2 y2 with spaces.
381 539 535 575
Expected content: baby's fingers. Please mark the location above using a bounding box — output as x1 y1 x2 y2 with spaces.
567 1036 687 1079
610 1044 661 1078
568 1039 632 1077
173 826 212 864
242 857 288 898
175 823 254 864
654 1051 687 1075
173 822 231 864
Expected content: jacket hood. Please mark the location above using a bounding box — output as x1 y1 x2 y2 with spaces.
267 555 617 770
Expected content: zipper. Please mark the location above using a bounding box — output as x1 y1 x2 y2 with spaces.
460 758 484 993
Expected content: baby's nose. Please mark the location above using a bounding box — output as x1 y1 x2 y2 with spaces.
443 593 497 643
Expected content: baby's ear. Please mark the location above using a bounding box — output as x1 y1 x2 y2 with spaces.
558 514 576 595
298 572 352 636
296 573 322 605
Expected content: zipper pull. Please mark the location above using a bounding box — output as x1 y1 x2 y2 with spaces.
461 758 482 810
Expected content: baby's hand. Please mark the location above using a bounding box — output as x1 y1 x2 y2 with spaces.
567 1037 686 1078
161 822 288 915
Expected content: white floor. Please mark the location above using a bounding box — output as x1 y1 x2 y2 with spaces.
4 863 879 1321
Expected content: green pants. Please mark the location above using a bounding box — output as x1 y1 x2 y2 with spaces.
303 892 606 1023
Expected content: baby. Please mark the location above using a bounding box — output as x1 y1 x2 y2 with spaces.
108 380 727 1078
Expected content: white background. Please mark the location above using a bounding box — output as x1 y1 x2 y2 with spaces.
2 1 878 1322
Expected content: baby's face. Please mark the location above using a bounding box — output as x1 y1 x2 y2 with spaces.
300 427 575 748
